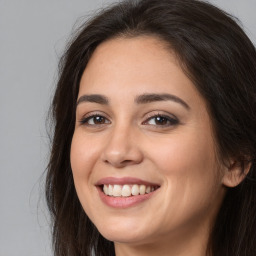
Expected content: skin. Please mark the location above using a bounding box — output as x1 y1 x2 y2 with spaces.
70 36 239 256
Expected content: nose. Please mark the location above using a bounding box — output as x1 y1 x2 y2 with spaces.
101 125 143 168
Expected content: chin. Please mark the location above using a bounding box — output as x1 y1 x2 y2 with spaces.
95 219 152 244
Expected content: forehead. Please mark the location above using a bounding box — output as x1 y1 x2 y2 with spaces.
79 36 205 110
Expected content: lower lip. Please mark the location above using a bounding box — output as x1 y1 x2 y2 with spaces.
97 186 158 209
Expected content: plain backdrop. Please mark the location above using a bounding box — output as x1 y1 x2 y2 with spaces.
0 0 255 255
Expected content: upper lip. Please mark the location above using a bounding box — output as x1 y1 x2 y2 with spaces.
95 176 160 187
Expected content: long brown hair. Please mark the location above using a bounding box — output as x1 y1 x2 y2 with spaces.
46 0 256 255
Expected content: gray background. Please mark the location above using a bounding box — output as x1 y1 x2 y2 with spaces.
0 0 255 255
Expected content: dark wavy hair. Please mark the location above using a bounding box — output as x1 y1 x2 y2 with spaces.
46 0 256 255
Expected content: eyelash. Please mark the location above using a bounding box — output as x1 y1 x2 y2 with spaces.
79 113 179 128
142 113 179 127
79 113 110 126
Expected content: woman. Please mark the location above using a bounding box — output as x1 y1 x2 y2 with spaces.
46 0 256 255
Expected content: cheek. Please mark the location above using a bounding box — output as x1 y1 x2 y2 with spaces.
147 134 223 234
70 132 101 205
70 131 106 224
147 129 221 212
70 131 100 179
148 130 217 175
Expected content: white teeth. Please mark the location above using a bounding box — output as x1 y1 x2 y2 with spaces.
108 184 113 196
102 184 157 197
139 185 146 195
103 185 108 195
131 184 139 195
122 185 131 197
113 185 122 197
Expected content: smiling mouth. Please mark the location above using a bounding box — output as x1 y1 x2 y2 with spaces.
96 177 160 208
101 184 159 197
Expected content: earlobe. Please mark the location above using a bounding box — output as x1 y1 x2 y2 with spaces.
222 160 251 188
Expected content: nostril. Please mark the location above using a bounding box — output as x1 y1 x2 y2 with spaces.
101 140 143 167
104 159 138 168
121 159 134 165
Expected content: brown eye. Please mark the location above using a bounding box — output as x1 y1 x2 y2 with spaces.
93 116 106 124
154 116 168 125
143 114 179 127
80 115 111 126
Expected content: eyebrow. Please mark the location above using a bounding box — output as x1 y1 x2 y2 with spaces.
76 93 190 110
76 94 109 106
135 93 190 110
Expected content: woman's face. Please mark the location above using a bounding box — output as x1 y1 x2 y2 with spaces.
71 36 226 247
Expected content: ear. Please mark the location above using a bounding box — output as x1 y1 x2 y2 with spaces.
222 160 251 188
